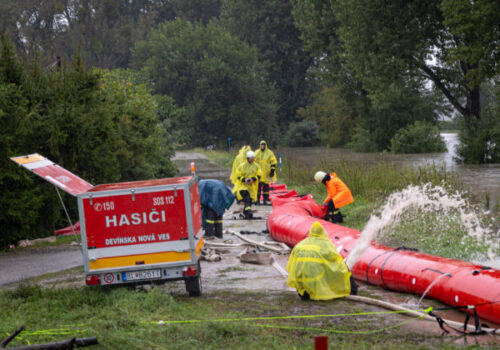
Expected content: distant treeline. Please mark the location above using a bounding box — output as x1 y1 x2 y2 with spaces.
1 0 499 160
1 0 500 244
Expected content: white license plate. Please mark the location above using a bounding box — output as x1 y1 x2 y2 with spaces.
123 269 161 281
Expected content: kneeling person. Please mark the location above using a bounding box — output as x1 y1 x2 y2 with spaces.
314 171 354 223
287 221 357 300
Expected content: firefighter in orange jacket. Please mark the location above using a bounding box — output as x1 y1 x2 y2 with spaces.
314 171 354 223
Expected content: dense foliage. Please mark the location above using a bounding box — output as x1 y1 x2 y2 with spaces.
132 19 278 147
391 121 447 154
291 0 500 162
0 37 175 247
285 121 320 147
220 0 313 131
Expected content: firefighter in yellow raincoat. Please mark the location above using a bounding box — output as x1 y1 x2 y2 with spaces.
233 151 262 219
286 221 356 300
230 145 251 186
254 140 277 205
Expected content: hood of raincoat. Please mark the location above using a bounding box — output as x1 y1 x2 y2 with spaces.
286 221 351 300
199 179 235 216
308 221 328 239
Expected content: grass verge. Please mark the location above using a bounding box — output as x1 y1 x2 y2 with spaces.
2 284 494 349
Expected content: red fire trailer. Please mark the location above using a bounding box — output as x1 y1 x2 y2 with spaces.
11 154 204 296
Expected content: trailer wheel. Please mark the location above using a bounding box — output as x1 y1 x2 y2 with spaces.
185 275 202 297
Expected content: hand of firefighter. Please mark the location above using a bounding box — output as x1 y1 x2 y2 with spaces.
245 178 253 184
270 168 275 177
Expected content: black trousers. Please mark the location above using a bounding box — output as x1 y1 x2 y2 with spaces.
205 207 223 238
239 190 252 218
257 182 270 202
326 200 343 223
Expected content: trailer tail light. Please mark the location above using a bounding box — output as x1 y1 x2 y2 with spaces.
182 266 198 277
86 275 101 285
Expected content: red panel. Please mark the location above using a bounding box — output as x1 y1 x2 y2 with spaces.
33 164 93 196
83 189 187 249
189 181 202 237
89 177 193 192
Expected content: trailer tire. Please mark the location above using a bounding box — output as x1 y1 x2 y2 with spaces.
185 275 202 297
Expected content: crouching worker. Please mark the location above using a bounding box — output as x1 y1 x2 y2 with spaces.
314 171 354 223
286 221 357 300
233 151 262 219
199 179 235 239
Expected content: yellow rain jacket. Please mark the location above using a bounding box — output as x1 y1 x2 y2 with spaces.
230 146 251 185
254 141 277 184
233 160 262 202
286 221 351 300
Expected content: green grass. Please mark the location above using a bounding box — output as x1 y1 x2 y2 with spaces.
1 285 493 350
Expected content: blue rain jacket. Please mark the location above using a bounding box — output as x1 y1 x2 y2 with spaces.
199 179 235 216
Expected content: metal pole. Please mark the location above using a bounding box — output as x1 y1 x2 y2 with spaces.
55 187 81 247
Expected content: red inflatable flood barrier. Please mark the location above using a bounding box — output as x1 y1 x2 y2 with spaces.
267 184 500 325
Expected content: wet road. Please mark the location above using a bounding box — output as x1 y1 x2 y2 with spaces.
0 246 83 286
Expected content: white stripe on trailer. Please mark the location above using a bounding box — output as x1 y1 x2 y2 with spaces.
45 175 68 188
87 240 191 260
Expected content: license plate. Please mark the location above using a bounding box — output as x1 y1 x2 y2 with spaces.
123 269 161 281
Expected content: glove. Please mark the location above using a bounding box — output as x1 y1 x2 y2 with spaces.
270 168 275 177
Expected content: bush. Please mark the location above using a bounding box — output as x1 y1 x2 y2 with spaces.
457 103 500 164
347 128 379 152
390 121 446 153
285 121 320 146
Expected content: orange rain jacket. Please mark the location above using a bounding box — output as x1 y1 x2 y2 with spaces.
323 172 354 209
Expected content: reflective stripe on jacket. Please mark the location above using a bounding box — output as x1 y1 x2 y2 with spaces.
232 161 262 202
286 221 351 300
255 142 277 184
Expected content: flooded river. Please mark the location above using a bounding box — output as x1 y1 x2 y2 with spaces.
281 133 500 211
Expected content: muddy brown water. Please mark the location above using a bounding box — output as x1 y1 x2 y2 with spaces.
280 133 500 211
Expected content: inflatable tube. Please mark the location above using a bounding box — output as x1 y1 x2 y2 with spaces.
267 185 500 325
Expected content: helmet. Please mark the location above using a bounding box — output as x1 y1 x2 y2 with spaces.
314 171 327 183
246 150 256 159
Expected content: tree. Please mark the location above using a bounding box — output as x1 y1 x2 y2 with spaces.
132 19 278 146
0 36 176 247
0 0 176 68
350 82 445 152
221 0 313 130
172 0 221 24
290 0 368 145
335 0 500 137
295 85 359 147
